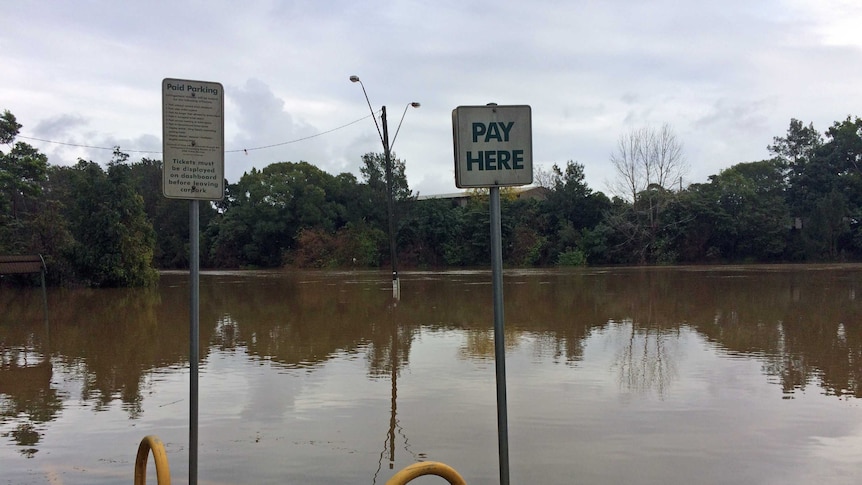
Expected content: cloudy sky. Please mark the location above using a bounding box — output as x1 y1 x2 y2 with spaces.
4 0 862 196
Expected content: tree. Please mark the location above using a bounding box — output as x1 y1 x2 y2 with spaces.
784 117 862 259
47 159 158 287
609 124 687 203
533 164 557 190
358 151 412 231
666 183 725 262
0 110 48 253
606 125 687 263
602 186 682 264
505 197 550 266
539 161 610 263
358 151 413 269
545 161 607 228
0 111 48 217
208 161 350 267
359 152 411 201
768 118 822 168
708 160 789 261
0 110 21 144
398 198 463 267
124 157 219 268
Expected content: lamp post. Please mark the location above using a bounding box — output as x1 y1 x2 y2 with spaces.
350 75 419 300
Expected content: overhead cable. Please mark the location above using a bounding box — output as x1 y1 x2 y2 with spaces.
16 112 378 154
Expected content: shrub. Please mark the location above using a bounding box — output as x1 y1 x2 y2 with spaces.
557 248 587 266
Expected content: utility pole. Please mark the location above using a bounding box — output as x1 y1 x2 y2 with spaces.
381 106 399 299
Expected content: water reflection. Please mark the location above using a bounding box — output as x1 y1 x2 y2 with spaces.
609 321 679 399
1 265 861 461
0 287 57 457
0 351 57 457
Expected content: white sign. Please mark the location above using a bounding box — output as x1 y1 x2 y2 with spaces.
452 105 532 188
162 78 225 200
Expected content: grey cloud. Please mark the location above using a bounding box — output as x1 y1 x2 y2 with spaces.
34 114 88 138
223 79 362 183
695 98 774 132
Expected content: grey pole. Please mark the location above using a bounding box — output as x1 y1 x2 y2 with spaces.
40 255 49 349
189 200 200 485
490 186 510 485
39 255 47 322
381 106 400 299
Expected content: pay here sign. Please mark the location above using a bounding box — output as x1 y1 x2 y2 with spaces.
452 104 532 188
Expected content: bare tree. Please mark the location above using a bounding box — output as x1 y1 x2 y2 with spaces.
605 124 688 263
533 164 556 190
609 123 687 203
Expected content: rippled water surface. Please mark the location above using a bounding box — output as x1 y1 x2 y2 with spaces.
2 266 862 484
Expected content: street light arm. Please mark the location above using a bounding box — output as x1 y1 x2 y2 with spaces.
350 75 385 147
390 102 420 152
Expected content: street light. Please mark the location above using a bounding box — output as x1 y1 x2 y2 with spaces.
392 102 421 152
350 75 420 300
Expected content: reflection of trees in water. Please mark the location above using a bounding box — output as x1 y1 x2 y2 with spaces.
6 423 40 457
492 266 862 400
0 351 59 455
365 324 415 379
0 351 58 421
758 316 861 398
205 273 420 374
1 281 188 454
398 267 862 400
3 265 862 454
212 315 239 351
610 320 679 399
457 328 522 361
0 290 60 454
46 285 186 418
691 270 862 398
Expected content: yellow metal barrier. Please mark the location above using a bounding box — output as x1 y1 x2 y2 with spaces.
386 461 467 485
133 434 462 485
134 435 172 485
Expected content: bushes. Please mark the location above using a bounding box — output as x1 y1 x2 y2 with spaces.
291 224 385 269
557 248 587 267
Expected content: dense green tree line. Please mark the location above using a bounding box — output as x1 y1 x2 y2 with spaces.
1 111 159 287
2 109 861 287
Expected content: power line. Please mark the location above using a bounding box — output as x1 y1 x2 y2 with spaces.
14 136 143 152
16 112 377 155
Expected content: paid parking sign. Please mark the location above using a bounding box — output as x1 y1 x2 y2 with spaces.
162 78 225 200
452 105 532 188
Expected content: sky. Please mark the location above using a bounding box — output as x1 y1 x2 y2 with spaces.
3 0 862 197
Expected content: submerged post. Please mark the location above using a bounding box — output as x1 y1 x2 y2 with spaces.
489 186 510 485
189 200 200 485
39 255 47 320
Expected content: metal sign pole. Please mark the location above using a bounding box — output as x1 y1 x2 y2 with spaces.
453 102 530 485
189 199 200 485
163 78 223 485
490 186 510 485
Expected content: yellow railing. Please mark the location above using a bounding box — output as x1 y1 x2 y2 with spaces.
386 461 467 485
134 435 172 485
133 435 466 485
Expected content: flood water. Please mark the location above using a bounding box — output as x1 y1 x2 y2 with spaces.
2 265 862 484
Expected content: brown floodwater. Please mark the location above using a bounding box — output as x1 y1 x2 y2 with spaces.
1 265 862 484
